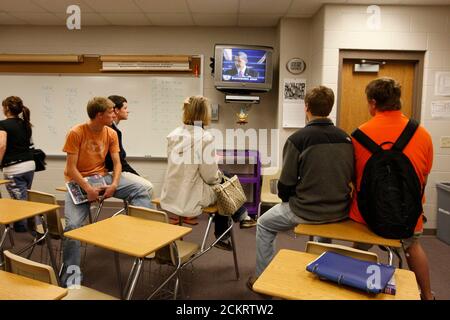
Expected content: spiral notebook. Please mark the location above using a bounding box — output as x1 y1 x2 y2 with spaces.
306 251 396 294
66 174 107 205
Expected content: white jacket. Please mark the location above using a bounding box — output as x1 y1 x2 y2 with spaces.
160 125 222 217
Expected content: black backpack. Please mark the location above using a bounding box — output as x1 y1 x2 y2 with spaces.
351 119 423 239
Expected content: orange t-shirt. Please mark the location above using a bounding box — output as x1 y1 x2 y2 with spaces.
63 123 120 180
350 111 433 232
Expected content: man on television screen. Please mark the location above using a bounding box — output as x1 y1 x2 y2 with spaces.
225 51 258 79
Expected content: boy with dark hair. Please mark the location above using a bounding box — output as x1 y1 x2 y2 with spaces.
248 86 354 289
105 95 153 198
350 77 434 300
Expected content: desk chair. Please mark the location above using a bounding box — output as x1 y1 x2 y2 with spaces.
27 190 65 264
152 198 240 280
295 219 403 267
28 190 89 271
3 250 118 300
127 206 199 299
259 170 281 218
304 241 379 263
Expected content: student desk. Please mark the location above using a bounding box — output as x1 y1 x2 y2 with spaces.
253 249 420 300
0 198 60 280
64 214 191 300
0 270 68 300
294 220 402 265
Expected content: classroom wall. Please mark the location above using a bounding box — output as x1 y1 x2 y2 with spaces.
0 25 284 200
316 4 450 229
277 18 313 160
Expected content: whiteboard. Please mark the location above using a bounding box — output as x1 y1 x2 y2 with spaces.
0 74 203 157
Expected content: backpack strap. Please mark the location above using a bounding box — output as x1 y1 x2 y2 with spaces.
392 119 419 151
351 129 382 154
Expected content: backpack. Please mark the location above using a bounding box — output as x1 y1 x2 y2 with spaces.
351 119 423 239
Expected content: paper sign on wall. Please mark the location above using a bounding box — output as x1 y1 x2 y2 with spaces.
282 78 306 128
435 72 450 96
431 100 450 118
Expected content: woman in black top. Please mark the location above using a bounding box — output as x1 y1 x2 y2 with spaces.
0 96 35 232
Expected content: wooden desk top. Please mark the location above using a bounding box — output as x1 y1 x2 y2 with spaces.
253 249 420 300
0 198 60 225
294 219 401 248
0 180 11 185
55 186 67 192
65 214 192 258
0 270 68 300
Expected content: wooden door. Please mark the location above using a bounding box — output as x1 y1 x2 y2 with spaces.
338 60 415 134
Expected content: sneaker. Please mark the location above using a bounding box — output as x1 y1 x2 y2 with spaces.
240 218 257 229
214 239 233 251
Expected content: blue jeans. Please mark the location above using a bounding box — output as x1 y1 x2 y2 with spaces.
255 202 334 277
4 170 35 230
61 174 152 286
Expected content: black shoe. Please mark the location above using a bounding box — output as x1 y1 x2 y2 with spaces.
13 224 28 233
240 218 257 229
214 239 233 251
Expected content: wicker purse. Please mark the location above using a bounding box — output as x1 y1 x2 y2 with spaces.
212 175 247 216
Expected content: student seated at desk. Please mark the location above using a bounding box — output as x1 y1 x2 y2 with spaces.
248 86 354 290
349 77 434 300
0 96 36 233
105 95 153 198
160 95 256 251
61 97 152 287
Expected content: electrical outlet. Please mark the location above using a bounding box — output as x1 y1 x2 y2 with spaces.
440 136 450 148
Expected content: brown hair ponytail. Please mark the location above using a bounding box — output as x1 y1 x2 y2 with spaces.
2 96 33 138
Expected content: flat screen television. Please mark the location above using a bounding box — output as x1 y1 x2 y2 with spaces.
214 44 273 93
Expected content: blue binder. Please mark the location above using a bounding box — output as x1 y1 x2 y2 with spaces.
306 251 396 294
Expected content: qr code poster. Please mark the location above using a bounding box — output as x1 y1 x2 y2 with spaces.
284 79 306 101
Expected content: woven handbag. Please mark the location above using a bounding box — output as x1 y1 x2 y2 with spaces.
212 175 247 216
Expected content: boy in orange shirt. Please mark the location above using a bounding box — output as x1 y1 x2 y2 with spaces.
350 77 434 300
61 97 151 287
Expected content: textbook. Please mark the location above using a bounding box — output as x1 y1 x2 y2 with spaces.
66 174 107 205
306 251 396 294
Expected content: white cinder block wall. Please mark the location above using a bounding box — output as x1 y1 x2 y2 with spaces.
318 4 450 229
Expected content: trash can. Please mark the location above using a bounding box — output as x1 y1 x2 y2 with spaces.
436 182 450 245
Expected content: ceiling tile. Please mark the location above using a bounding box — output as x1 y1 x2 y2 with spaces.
346 0 401 4
288 0 323 17
239 0 292 14
146 13 194 26
83 0 142 13
0 12 28 24
187 0 239 14
192 13 238 26
238 14 281 27
31 0 96 13
398 0 450 4
0 0 48 13
134 0 189 13
101 13 151 25
8 12 65 25
55 12 110 26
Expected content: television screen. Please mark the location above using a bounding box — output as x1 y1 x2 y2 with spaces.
221 48 267 84
214 44 273 93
